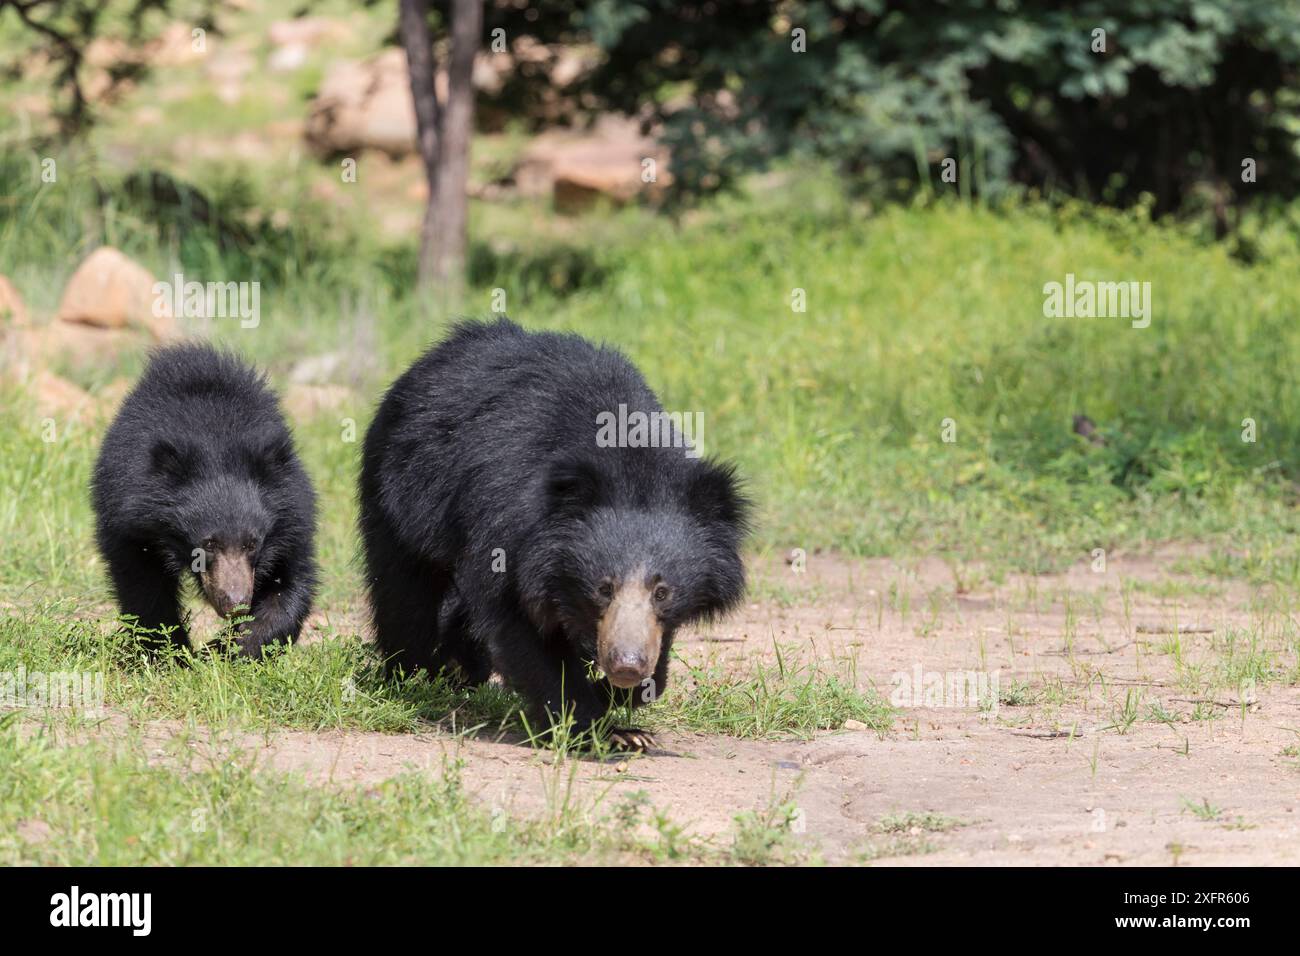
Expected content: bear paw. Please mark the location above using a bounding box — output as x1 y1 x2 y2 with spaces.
607 727 658 752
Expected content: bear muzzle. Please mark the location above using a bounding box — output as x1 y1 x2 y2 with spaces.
597 579 662 688
201 549 255 619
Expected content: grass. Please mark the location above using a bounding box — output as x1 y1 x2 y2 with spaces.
1181 796 1225 823
10 163 1300 601
876 811 968 834
730 788 809 866
853 811 970 862
0 606 519 735
656 644 893 740
1 604 888 746
0 711 730 865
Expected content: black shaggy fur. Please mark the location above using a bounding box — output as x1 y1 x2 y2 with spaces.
91 343 318 656
359 318 749 736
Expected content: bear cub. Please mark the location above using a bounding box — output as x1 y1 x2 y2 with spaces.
92 343 317 657
359 319 749 749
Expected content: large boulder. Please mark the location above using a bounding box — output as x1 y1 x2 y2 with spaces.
56 247 176 340
514 115 670 212
304 48 535 157
305 49 418 158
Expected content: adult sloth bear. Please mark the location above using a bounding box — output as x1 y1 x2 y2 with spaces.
359 319 748 749
92 344 317 657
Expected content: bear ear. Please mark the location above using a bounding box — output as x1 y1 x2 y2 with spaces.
546 456 606 516
686 459 750 531
150 439 197 486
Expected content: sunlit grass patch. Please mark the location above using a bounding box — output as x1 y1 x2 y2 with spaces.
0 606 520 735
651 642 893 740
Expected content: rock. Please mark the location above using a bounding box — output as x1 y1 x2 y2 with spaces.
11 323 147 377
56 248 176 340
283 383 354 422
84 37 134 69
33 370 93 420
0 326 31 380
153 22 206 67
550 46 594 88
269 44 309 73
0 275 29 326
86 23 204 71
305 47 542 157
554 158 646 211
77 24 208 103
289 352 347 385
514 115 669 212
305 49 417 158
268 17 347 50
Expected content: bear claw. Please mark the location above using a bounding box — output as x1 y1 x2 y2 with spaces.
608 728 657 752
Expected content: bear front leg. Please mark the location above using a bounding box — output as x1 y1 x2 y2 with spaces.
482 612 657 751
363 530 453 678
235 571 314 658
104 540 189 654
480 611 608 738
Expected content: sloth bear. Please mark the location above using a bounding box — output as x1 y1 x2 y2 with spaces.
359 318 749 749
92 343 317 657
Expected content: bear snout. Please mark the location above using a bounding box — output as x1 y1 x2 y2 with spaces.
202 550 255 618
597 578 661 688
216 587 252 617
605 651 651 688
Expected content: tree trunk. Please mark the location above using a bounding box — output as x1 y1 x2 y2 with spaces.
398 0 481 295
431 0 482 292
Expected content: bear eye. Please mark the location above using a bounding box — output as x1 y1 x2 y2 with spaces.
203 538 216 551
653 584 670 603
597 581 614 599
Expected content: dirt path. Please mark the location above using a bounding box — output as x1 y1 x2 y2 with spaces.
116 550 1300 863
